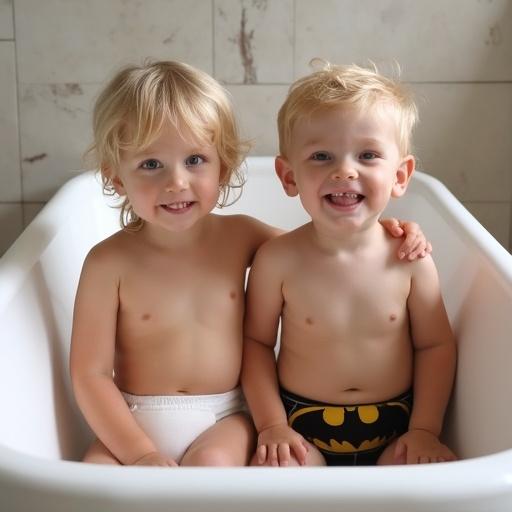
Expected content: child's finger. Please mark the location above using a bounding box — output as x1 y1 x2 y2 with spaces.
398 233 420 259
381 217 404 237
407 242 425 261
257 444 267 465
291 439 308 465
268 444 279 466
400 220 419 236
394 438 406 462
277 443 290 466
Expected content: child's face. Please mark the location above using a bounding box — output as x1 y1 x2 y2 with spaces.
112 121 222 233
276 105 414 234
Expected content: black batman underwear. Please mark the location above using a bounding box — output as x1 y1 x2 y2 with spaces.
280 387 413 466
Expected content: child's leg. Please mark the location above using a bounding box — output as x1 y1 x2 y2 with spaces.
249 440 326 467
377 439 405 465
180 412 255 466
82 438 121 465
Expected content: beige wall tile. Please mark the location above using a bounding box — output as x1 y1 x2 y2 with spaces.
0 203 23 256
0 42 21 201
215 0 293 84
19 83 97 201
227 84 289 156
295 0 512 81
412 82 512 202
0 0 13 39
15 0 213 83
462 201 510 250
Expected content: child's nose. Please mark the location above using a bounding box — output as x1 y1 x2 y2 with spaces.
164 165 189 192
331 161 358 181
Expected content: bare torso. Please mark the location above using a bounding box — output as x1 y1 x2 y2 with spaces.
102 214 271 395
276 223 414 404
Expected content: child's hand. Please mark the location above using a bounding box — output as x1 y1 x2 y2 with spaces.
132 450 178 467
394 429 457 464
257 424 309 466
379 218 433 260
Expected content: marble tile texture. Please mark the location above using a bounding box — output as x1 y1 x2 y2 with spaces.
0 0 510 253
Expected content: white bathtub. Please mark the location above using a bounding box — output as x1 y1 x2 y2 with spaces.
1 156 511 511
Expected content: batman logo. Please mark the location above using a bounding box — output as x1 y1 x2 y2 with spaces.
288 400 410 454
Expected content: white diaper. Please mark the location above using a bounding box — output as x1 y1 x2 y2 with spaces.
122 387 246 462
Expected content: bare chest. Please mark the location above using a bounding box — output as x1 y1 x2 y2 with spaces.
282 261 411 337
117 248 247 337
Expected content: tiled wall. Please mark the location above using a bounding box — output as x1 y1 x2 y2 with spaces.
1 0 511 255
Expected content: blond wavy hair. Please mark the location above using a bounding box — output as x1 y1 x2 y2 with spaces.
278 60 418 158
85 60 249 230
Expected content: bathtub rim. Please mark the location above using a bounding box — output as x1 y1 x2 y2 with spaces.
0 442 512 504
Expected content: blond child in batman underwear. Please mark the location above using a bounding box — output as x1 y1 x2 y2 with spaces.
242 62 457 467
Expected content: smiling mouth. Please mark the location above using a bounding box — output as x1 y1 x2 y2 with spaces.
326 192 365 207
160 201 195 213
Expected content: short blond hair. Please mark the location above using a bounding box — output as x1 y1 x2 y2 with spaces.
85 60 249 229
278 61 418 158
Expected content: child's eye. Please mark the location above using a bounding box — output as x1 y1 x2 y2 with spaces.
185 154 205 166
360 152 378 160
140 159 162 170
311 152 331 161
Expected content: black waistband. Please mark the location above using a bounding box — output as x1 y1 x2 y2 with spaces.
279 386 413 408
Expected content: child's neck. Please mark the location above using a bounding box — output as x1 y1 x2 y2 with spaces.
139 215 213 251
307 219 385 256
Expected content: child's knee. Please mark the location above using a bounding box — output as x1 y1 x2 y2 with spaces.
183 445 233 467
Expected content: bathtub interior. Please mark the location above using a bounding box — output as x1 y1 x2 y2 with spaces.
0 156 512 466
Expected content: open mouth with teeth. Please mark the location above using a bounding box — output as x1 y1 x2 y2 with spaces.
325 192 365 208
160 201 195 213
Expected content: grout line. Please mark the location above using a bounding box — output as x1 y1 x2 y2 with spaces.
11 0 25 225
292 0 296 80
407 80 512 85
212 0 216 77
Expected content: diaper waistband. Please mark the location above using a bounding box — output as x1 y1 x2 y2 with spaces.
122 387 244 411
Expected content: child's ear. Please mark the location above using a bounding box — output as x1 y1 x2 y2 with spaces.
102 165 125 195
391 155 415 198
275 156 298 197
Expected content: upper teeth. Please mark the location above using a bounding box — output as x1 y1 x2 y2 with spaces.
331 193 359 199
167 202 190 209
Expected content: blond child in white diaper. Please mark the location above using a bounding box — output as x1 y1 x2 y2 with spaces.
70 60 431 467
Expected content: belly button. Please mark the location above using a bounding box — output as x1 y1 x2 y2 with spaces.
389 314 397 321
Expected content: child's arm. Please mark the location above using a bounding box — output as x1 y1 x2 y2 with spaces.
241 242 309 466
395 255 457 464
70 246 176 466
379 218 432 260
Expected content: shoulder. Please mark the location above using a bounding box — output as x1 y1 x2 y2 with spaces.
253 224 304 265
409 253 439 281
381 228 436 275
212 213 283 261
82 230 134 274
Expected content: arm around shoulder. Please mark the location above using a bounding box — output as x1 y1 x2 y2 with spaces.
242 239 287 432
242 239 309 465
